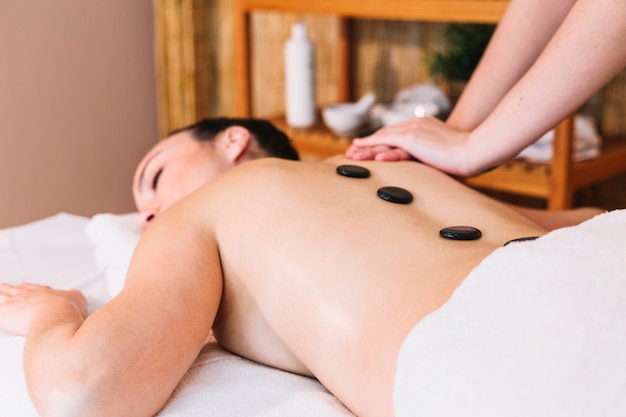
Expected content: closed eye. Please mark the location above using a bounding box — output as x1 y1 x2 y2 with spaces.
152 168 163 190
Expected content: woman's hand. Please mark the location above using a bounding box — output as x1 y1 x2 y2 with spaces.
0 283 87 336
345 116 476 176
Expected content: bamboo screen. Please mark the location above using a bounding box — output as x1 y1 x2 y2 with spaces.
154 0 207 136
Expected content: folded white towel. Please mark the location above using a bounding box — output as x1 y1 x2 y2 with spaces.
516 114 602 163
395 209 626 417
84 213 141 297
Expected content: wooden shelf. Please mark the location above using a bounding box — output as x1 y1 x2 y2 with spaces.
570 140 626 189
234 0 509 22
270 117 352 161
466 161 551 199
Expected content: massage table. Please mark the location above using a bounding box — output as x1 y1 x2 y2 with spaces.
2 210 626 416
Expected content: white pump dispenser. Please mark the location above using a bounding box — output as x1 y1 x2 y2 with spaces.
284 22 316 128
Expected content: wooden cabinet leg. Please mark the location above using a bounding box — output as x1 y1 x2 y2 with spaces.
338 18 351 102
234 0 252 117
548 116 575 209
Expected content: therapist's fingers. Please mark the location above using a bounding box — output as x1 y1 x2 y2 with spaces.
373 147 412 161
346 144 395 160
345 146 376 160
351 131 403 149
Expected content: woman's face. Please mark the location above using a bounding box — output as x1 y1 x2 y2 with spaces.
132 131 229 229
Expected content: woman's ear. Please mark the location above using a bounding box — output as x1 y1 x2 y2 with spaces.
219 126 251 164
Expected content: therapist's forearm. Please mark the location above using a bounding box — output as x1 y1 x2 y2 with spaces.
447 0 576 131
465 0 626 172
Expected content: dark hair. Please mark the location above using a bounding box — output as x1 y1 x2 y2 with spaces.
169 117 300 161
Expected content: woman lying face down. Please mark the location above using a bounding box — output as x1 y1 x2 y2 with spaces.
0 132 610 417
0 155 549 416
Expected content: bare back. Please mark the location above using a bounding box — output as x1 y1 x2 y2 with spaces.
190 156 546 417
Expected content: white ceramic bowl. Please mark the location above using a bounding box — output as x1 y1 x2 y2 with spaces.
322 103 367 137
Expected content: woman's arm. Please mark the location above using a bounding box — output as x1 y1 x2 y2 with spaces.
0 203 222 417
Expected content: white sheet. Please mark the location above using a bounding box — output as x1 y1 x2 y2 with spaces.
0 213 353 417
84 212 140 297
395 209 626 416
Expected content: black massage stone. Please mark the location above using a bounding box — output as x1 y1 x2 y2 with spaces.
439 226 482 241
503 236 539 246
336 164 371 178
377 186 414 204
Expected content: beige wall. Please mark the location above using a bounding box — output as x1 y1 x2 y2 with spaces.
0 0 158 228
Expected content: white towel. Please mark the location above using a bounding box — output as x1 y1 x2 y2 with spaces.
159 344 353 417
515 114 602 163
0 337 38 416
84 213 141 297
394 209 626 417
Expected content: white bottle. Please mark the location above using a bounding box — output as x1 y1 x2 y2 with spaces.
284 22 316 128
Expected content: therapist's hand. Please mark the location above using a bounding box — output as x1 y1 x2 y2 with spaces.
344 143 412 162
345 116 474 176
